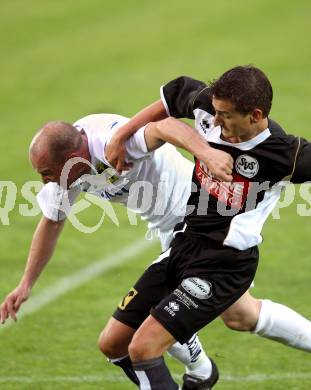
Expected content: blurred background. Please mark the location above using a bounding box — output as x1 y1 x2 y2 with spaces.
0 0 311 389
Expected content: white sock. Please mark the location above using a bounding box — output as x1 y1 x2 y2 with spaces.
167 334 212 379
254 299 311 351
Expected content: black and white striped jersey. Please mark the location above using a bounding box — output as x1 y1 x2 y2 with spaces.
161 76 311 250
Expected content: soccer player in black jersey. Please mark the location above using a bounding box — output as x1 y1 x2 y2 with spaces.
102 66 311 389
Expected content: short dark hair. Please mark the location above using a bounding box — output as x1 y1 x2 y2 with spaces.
210 65 273 117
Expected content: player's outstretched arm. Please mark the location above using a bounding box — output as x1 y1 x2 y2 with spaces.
105 100 167 172
0 216 65 324
144 117 234 182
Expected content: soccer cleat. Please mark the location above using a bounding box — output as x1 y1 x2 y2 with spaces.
182 359 219 389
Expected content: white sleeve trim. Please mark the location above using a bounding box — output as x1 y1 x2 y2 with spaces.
36 182 80 222
160 85 171 116
124 126 152 160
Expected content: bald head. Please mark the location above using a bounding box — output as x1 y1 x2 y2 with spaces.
30 121 83 165
30 121 91 186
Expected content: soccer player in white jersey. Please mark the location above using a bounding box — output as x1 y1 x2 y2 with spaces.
0 113 232 389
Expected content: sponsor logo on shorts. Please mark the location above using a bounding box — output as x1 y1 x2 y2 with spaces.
118 287 138 310
235 155 259 178
173 289 199 310
164 301 179 317
169 301 179 311
181 278 212 300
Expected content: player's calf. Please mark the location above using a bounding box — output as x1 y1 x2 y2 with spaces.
253 299 311 351
98 317 139 385
109 355 140 386
133 356 179 390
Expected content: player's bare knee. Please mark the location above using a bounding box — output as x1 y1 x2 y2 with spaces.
221 308 260 331
221 294 261 331
129 335 157 362
98 318 135 358
98 329 115 357
222 315 254 331
98 328 125 358
128 337 145 362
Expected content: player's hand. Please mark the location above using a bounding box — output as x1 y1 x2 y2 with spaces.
105 135 133 173
0 283 31 324
203 147 234 181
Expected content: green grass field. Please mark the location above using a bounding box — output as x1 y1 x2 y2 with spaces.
1 0 311 389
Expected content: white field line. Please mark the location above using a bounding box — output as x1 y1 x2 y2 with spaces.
0 372 311 383
0 237 155 330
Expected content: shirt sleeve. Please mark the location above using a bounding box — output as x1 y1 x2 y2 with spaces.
291 137 311 183
104 125 153 163
124 126 152 159
161 76 212 119
36 182 81 221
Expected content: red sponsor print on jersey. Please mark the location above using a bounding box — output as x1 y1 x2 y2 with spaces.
196 160 252 210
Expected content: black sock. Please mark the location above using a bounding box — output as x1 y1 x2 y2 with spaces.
111 355 139 385
133 356 178 389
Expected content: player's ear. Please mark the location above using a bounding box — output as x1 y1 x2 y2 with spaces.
68 152 79 159
67 151 90 171
250 108 264 123
67 151 88 162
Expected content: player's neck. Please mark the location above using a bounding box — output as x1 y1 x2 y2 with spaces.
223 118 268 144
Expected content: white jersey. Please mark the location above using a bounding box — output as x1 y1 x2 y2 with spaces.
37 114 193 247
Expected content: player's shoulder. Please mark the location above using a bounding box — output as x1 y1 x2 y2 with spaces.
267 118 297 145
165 75 206 88
73 113 128 130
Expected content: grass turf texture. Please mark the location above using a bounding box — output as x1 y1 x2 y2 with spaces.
0 0 311 388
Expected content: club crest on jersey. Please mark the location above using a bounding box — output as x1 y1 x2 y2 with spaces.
95 162 119 183
235 155 259 178
96 162 107 174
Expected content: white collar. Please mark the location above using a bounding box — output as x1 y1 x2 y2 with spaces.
210 126 271 151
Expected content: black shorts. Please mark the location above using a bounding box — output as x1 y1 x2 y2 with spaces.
113 232 258 344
